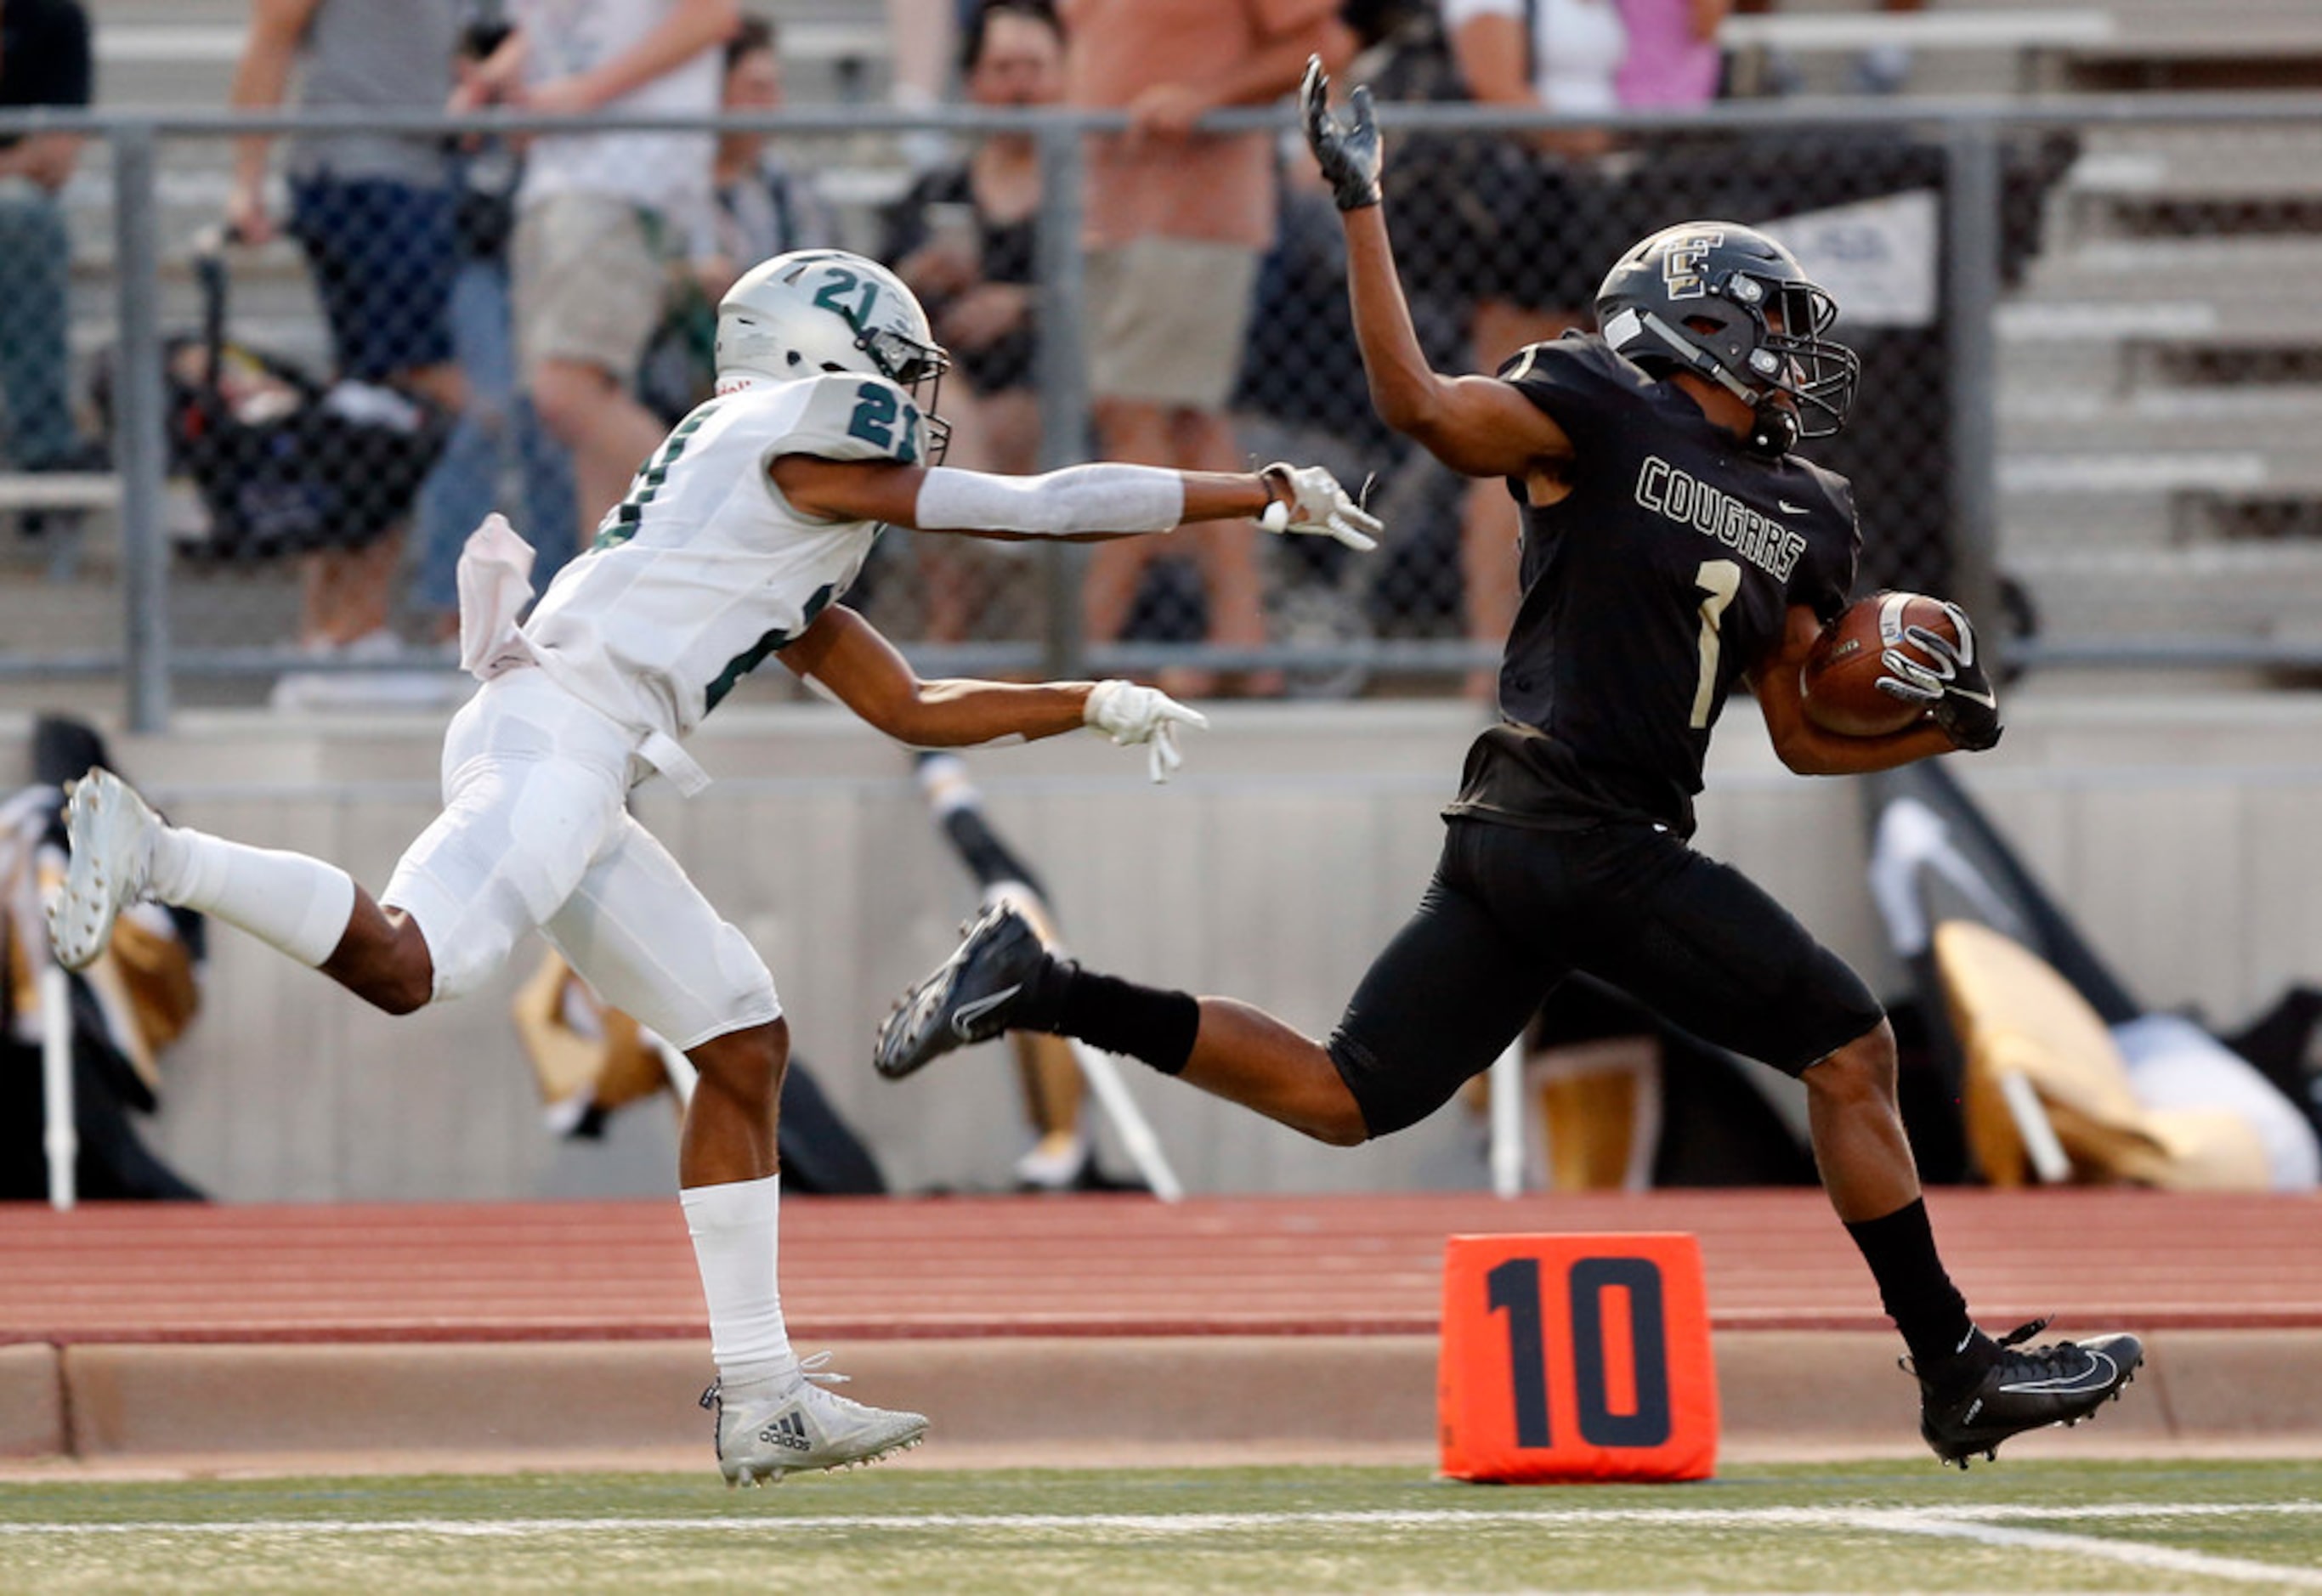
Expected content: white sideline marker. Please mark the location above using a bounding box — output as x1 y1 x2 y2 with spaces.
39 963 75 1212
1489 1035 1525 1197
1068 1039 1183 1203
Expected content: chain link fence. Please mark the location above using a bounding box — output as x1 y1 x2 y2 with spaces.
4 98 2322 727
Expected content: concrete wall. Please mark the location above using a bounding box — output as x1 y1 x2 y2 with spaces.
65 688 2322 1203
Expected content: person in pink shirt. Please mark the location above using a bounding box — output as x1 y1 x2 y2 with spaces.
1616 0 1727 108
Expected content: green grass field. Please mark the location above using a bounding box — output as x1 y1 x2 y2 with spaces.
2 1459 2319 1594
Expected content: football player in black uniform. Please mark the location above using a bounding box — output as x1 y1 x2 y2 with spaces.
875 59 2143 1466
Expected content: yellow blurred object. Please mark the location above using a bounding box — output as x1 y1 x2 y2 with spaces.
9 797 201 1100
105 914 202 1056
511 949 671 1115
1933 920 2268 1190
1531 1036 1661 1192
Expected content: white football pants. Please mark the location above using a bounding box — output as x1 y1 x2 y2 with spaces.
382 667 780 1049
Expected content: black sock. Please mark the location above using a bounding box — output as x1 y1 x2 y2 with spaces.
1843 1198 1993 1382
1030 960 1200 1076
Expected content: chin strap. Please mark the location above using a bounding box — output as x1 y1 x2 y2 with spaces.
1620 307 1796 457
1745 403 1798 457
1631 308 1770 405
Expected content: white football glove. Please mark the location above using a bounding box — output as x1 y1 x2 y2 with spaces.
1259 462 1381 552
1085 679 1210 784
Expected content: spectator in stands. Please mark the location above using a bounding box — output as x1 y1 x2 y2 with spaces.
1441 0 1629 698
887 1 1056 476
707 16 838 286
457 0 741 546
0 0 101 484
633 14 838 422
411 4 581 649
1069 0 1354 699
1618 0 1728 109
883 0 1063 642
227 0 469 710
884 0 969 172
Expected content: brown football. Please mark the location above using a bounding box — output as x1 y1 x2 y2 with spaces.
1799 591 1962 739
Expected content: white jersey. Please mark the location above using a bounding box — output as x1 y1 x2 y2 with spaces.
521 371 929 742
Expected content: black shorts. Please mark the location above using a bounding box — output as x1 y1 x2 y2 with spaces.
1324 817 1885 1138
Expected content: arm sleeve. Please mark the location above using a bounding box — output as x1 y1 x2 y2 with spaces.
915 463 1186 537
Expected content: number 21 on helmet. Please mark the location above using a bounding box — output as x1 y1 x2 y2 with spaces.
715 249 954 461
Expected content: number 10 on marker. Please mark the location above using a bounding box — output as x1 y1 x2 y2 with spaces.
1438 1233 1719 1482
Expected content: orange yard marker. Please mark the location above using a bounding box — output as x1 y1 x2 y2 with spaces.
1438 1233 1718 1483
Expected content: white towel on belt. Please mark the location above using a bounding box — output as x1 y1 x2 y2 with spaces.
456 513 540 682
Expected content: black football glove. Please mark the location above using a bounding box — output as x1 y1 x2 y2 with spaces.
1874 600 2003 752
1299 56 1381 212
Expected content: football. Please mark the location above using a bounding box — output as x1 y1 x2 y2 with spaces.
1798 591 1962 738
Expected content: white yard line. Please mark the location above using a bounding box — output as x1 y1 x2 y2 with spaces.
0 1502 2317 1539
1855 1509 2322 1589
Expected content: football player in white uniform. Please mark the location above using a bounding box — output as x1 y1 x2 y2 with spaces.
46 248 1379 1486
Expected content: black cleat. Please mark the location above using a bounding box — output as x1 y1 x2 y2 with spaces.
875 902 1049 1080
1917 1316 2144 1468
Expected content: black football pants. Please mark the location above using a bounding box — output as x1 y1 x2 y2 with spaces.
1324 816 1885 1137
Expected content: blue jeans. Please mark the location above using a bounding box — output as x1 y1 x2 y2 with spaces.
0 182 79 467
412 256 577 619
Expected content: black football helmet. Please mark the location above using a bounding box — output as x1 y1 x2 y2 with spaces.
1594 221 1860 456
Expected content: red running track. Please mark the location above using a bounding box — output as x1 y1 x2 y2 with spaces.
0 1190 2316 1345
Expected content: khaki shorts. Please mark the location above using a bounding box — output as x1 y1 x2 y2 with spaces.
513 191 671 385
1085 238 1260 410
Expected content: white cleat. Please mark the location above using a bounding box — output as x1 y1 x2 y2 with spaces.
703 1355 928 1487
46 767 160 972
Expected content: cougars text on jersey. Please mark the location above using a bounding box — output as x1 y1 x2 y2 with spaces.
1633 456 1808 583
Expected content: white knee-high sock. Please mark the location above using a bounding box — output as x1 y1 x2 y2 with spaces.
147 826 357 968
682 1172 798 1391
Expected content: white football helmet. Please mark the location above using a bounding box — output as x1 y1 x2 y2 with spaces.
716 249 951 456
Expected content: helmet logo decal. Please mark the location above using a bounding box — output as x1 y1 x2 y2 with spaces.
811 268 883 334
1659 229 1725 301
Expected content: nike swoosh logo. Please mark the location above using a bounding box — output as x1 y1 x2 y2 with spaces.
951 984 1022 1039
1999 1349 2117 1395
1778 500 1809 515
1951 687 1998 709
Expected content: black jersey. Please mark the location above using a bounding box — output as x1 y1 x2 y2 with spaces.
1446 334 1860 839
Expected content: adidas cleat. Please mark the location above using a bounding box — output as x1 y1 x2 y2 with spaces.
1917 1316 2144 1468
874 901 1048 1080
47 767 160 972
703 1356 928 1486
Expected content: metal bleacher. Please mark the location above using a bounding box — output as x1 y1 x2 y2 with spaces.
1976 0 2322 656
29 1 2322 678
1726 0 2322 659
